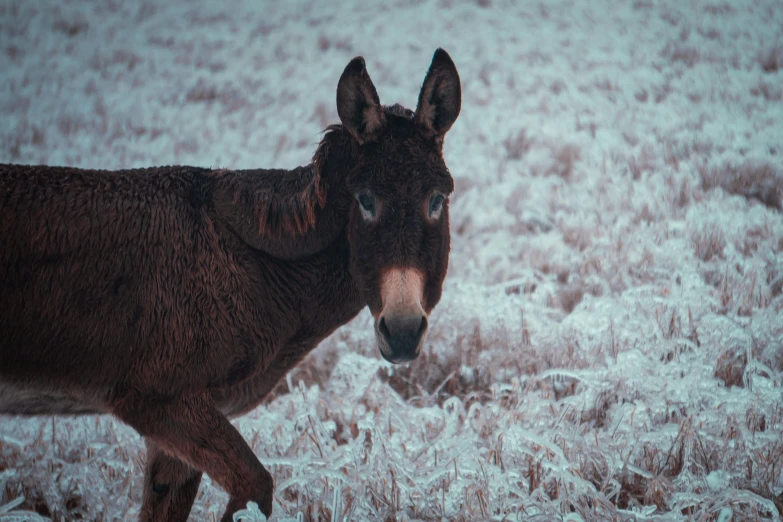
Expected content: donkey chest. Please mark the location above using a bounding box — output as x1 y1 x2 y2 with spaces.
213 262 363 416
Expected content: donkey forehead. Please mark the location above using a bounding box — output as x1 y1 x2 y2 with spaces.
347 107 454 194
358 142 452 190
355 160 453 198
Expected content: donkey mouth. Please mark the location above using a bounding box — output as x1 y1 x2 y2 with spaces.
377 343 421 364
378 345 420 364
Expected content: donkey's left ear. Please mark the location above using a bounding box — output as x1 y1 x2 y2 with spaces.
415 49 461 141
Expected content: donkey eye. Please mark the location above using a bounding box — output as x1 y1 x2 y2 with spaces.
429 194 445 218
356 192 377 220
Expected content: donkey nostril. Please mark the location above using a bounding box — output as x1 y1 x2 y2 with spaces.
378 317 391 340
417 316 427 339
379 315 427 342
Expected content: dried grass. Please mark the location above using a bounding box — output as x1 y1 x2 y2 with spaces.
750 79 783 102
547 144 581 181
703 3 735 15
185 79 220 103
661 41 701 67
52 16 89 37
714 346 747 387
699 160 782 211
503 128 533 160
758 44 783 73
554 284 585 314
691 223 726 262
627 147 656 180
660 8 682 27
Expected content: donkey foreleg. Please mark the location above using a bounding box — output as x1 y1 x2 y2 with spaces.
141 441 203 522
115 395 274 521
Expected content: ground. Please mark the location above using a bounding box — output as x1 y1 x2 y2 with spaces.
1 0 782 520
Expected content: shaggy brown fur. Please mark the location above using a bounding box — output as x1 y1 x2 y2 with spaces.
0 49 461 521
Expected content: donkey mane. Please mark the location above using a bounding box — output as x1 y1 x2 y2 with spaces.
215 129 326 238
235 103 412 240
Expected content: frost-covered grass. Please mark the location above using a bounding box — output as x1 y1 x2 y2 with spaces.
1 0 783 520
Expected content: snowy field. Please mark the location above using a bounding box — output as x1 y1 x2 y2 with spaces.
1 0 782 520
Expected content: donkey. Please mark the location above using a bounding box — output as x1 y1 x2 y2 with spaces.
0 49 460 521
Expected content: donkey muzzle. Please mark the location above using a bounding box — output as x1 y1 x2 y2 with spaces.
376 267 428 363
377 313 428 363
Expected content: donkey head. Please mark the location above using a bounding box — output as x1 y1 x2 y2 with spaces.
336 49 461 364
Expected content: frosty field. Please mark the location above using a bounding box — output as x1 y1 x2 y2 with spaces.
1 0 782 520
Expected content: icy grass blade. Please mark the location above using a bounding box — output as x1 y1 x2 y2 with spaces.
0 516 50 522
278 514 304 522
331 487 340 522
538 368 600 388
0 497 50 522
232 502 267 522
0 497 24 515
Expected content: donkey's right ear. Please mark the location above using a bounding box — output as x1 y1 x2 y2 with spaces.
336 57 386 145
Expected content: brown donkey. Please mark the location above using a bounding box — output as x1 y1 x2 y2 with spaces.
0 49 460 521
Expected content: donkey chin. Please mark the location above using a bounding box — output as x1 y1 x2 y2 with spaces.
375 267 429 364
